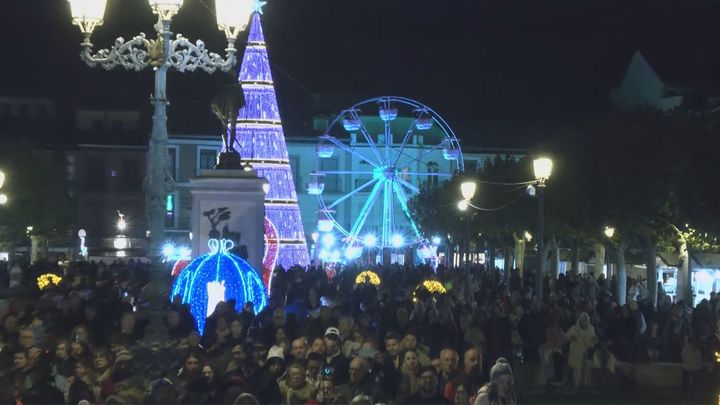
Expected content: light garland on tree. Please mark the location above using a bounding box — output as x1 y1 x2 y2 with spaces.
355 270 381 286
37 274 62 290
170 238 268 334
232 10 309 270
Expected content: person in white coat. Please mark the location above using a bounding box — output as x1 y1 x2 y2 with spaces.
566 312 598 393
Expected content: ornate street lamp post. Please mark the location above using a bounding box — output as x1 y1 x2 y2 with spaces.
68 0 254 257
533 157 553 300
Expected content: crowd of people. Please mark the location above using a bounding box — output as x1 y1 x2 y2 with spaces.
0 257 717 404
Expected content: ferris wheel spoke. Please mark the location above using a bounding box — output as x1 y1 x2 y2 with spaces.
321 135 380 167
391 119 418 168
326 178 379 210
382 180 393 246
347 180 384 245
392 180 422 239
400 141 447 167
348 110 385 165
401 172 452 177
315 171 376 176
397 177 420 194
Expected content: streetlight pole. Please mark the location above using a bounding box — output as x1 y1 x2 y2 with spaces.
68 0 254 257
536 183 545 299
533 157 552 301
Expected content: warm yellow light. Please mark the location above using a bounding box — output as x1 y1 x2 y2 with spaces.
148 0 183 20
215 0 255 39
523 231 532 242
458 200 469 211
460 181 477 200
0 171 5 189
604 226 615 238
68 0 108 35
68 0 107 26
0 194 7 205
355 271 381 286
37 274 63 290
533 157 553 182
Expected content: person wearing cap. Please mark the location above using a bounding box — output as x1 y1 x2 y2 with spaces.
324 327 350 385
472 358 515 405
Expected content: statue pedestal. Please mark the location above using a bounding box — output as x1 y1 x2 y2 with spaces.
190 169 265 273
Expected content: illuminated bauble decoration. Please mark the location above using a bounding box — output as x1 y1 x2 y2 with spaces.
170 239 268 334
355 270 381 286
37 273 62 290
413 279 447 302
171 259 190 277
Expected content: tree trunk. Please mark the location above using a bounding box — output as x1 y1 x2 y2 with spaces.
514 234 526 278
678 239 690 303
571 241 580 274
616 240 629 305
551 237 560 278
594 242 606 278
488 242 495 271
30 235 40 265
644 235 658 308
504 246 513 284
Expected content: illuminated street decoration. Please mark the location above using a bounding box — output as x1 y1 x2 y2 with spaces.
313 97 464 262
233 10 309 271
413 279 447 302
262 217 279 292
37 274 62 290
355 270 381 286
170 238 267 334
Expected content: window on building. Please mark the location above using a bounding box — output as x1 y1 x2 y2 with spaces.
427 162 439 187
165 194 176 228
167 148 177 180
87 158 106 191
289 155 300 189
198 148 217 174
320 158 339 192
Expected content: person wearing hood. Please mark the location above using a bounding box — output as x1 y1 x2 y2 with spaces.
566 312 598 393
473 358 515 405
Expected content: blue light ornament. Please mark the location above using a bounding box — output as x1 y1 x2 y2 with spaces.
170 239 268 335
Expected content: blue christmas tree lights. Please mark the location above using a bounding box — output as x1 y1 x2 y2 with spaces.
233 10 310 278
170 239 268 335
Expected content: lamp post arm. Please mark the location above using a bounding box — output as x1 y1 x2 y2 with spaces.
79 33 152 71
168 35 237 73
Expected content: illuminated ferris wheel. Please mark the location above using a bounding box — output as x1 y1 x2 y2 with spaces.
309 96 464 261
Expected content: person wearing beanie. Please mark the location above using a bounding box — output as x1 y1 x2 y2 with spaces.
472 358 515 405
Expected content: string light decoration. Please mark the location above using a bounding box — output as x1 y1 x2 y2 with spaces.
355 270 381 286
413 279 447 302
232 9 309 270
37 274 62 290
262 216 279 292
170 238 268 335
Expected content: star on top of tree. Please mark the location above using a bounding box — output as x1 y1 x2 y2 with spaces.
253 0 267 14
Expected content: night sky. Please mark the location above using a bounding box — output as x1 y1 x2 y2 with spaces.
2 0 720 145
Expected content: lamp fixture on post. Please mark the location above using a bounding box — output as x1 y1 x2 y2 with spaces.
68 0 255 256
532 157 552 300
460 181 477 201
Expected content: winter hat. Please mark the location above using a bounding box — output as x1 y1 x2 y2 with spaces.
489 358 513 384
324 327 340 338
267 345 285 361
114 349 133 365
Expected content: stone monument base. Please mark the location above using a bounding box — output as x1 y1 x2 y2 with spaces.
190 169 265 274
